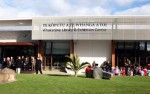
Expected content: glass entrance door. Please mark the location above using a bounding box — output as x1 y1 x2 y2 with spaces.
43 41 70 70
115 41 136 67
115 41 150 68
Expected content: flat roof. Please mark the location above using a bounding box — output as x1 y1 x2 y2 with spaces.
0 16 150 27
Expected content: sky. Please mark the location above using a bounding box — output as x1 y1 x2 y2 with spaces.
0 0 150 18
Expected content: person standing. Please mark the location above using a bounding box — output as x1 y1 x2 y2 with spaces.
2 58 7 69
10 56 15 70
24 57 29 70
147 68 150 76
106 61 112 72
21 56 25 70
85 64 92 78
31 56 36 71
0 56 2 64
92 61 96 68
16 56 22 74
114 66 120 76
121 67 126 76
35 57 43 74
6 57 11 68
0 56 2 70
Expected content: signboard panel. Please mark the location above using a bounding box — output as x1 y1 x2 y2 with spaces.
32 17 112 40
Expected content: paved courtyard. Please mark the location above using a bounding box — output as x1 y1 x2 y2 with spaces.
21 69 69 75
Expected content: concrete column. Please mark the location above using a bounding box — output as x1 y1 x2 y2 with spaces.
50 42 53 70
38 40 43 60
43 56 46 70
112 40 115 68
38 40 45 70
70 40 74 58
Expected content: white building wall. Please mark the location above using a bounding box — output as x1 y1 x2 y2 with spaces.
66 40 112 75
74 40 112 66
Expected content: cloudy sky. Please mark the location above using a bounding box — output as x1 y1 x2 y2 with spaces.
0 0 150 18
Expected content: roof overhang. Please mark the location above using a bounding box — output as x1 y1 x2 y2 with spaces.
0 42 34 46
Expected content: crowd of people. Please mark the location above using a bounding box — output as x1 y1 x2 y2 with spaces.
111 58 150 76
85 60 150 77
103 59 150 76
0 56 43 74
112 65 150 76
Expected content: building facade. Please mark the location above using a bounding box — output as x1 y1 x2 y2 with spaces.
0 16 150 70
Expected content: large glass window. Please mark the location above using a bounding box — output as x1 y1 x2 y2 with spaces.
43 42 70 55
53 42 70 54
139 42 145 50
125 42 134 49
43 41 70 67
45 42 51 54
117 42 124 49
147 42 150 51
147 42 150 64
0 48 1 55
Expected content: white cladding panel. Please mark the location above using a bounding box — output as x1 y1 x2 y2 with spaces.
74 40 111 66
32 16 150 40
32 17 112 40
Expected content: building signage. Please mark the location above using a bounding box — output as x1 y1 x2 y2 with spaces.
42 23 108 32
32 17 113 40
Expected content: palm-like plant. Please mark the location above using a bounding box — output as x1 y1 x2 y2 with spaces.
66 55 89 77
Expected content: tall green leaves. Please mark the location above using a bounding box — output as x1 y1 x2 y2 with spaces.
66 55 89 77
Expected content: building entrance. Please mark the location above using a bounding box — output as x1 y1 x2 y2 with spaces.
115 41 150 68
0 43 35 61
42 41 70 70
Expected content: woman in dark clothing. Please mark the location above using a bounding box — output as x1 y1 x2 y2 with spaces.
35 57 43 74
24 57 29 70
21 56 25 70
2 58 7 69
10 56 15 70
16 56 22 74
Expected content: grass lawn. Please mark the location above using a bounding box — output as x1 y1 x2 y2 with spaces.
0 74 150 94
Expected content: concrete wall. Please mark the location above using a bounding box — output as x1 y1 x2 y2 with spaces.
74 40 112 66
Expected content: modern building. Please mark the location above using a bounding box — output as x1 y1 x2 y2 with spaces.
0 16 150 70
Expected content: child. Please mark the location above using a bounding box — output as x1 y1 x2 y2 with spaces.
143 67 148 76
141 68 144 76
130 68 133 76
121 67 126 76
147 68 150 76
85 65 93 78
114 66 120 76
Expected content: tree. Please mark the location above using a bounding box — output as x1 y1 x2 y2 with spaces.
66 55 89 77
